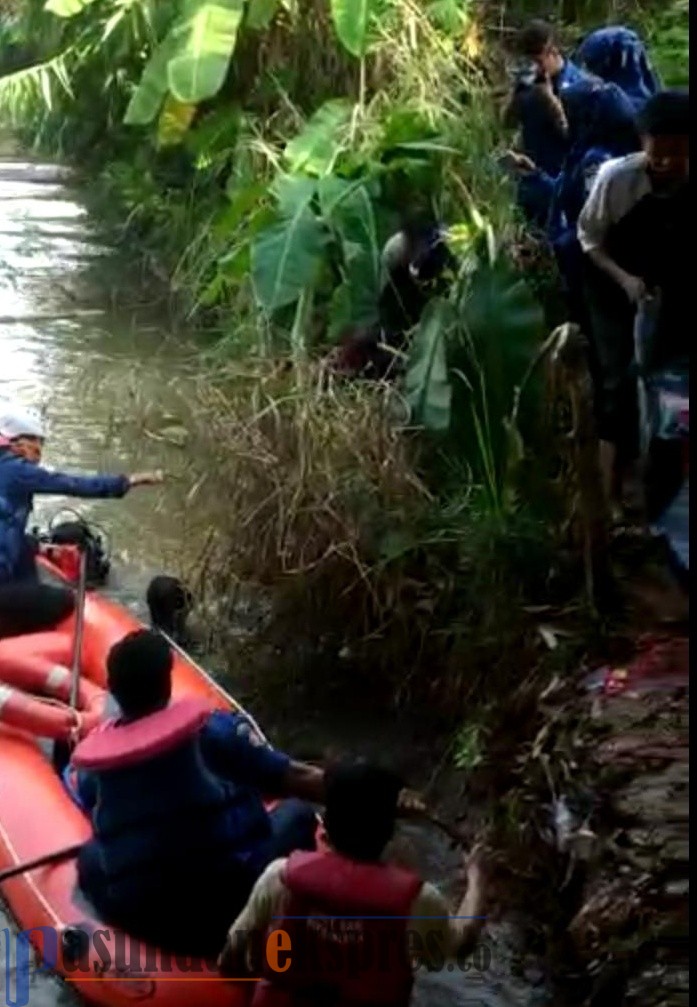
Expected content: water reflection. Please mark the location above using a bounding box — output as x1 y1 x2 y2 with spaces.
0 156 194 593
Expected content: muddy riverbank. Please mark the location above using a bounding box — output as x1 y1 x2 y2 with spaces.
0 152 552 1007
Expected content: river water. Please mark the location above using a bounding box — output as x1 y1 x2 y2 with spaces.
0 153 546 1007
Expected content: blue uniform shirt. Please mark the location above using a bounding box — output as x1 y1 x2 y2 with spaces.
0 450 129 582
575 26 660 113
518 58 588 176
66 710 291 866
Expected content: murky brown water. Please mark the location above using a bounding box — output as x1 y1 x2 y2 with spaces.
0 153 547 1007
0 152 203 1007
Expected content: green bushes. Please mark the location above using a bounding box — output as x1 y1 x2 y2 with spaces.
0 0 687 720
0 0 516 341
645 0 689 87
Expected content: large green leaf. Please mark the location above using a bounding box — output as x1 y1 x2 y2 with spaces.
323 180 382 336
284 100 353 177
167 0 245 105
460 258 544 420
44 0 96 17
246 0 280 30
320 178 379 252
124 32 180 126
251 176 328 313
426 0 469 35
330 0 374 57
450 257 545 506
157 95 197 146
405 298 454 432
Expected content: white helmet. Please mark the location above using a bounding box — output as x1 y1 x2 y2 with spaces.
0 403 46 440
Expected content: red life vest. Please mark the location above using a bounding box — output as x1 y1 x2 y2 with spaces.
72 697 212 770
252 849 422 1007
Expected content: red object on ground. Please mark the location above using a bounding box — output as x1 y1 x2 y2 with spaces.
600 635 689 697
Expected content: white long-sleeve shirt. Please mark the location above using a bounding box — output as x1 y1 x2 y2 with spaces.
577 151 652 253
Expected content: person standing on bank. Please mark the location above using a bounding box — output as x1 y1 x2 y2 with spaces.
504 20 587 171
0 402 163 636
503 20 588 229
576 90 689 521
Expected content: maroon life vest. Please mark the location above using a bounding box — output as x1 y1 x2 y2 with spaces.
252 849 422 1007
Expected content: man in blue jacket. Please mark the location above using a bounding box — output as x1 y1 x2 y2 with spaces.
68 629 321 954
504 20 589 229
576 26 661 114
0 402 162 636
505 21 588 171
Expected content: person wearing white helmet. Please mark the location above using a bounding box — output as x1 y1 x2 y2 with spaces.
0 402 163 637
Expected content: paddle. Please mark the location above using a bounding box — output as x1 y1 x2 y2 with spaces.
0 843 82 885
69 546 88 710
52 546 89 775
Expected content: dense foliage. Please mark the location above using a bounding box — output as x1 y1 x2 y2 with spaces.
0 0 687 720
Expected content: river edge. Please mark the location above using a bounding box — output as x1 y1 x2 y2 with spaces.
92 177 689 1006
86 194 689 1006
1 152 554 1007
2 152 688 1007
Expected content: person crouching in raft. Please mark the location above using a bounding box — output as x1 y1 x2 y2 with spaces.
0 402 163 637
218 759 487 1005
67 629 328 957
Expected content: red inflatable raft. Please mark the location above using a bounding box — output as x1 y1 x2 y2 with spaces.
0 548 265 1007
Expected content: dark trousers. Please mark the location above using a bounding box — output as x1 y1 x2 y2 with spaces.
266 799 317 861
76 800 317 957
583 263 639 462
0 579 74 637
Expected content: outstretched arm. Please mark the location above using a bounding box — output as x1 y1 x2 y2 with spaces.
8 461 163 498
448 847 487 954
412 846 488 971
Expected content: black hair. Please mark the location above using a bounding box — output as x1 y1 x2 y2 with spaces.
146 575 193 640
323 759 403 861
107 629 173 720
519 19 556 58
379 219 454 335
639 89 689 137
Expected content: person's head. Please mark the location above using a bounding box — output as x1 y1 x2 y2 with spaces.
0 404 46 463
576 26 657 102
146 575 193 640
519 20 564 78
382 215 451 291
107 629 173 721
639 89 689 189
322 759 403 862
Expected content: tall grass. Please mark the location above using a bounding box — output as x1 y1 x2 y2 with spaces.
113 351 559 717
0 0 685 720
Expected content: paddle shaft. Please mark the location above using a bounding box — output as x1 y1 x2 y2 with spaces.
0 844 82 885
69 548 88 710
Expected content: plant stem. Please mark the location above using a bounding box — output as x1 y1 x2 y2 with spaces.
358 56 366 114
